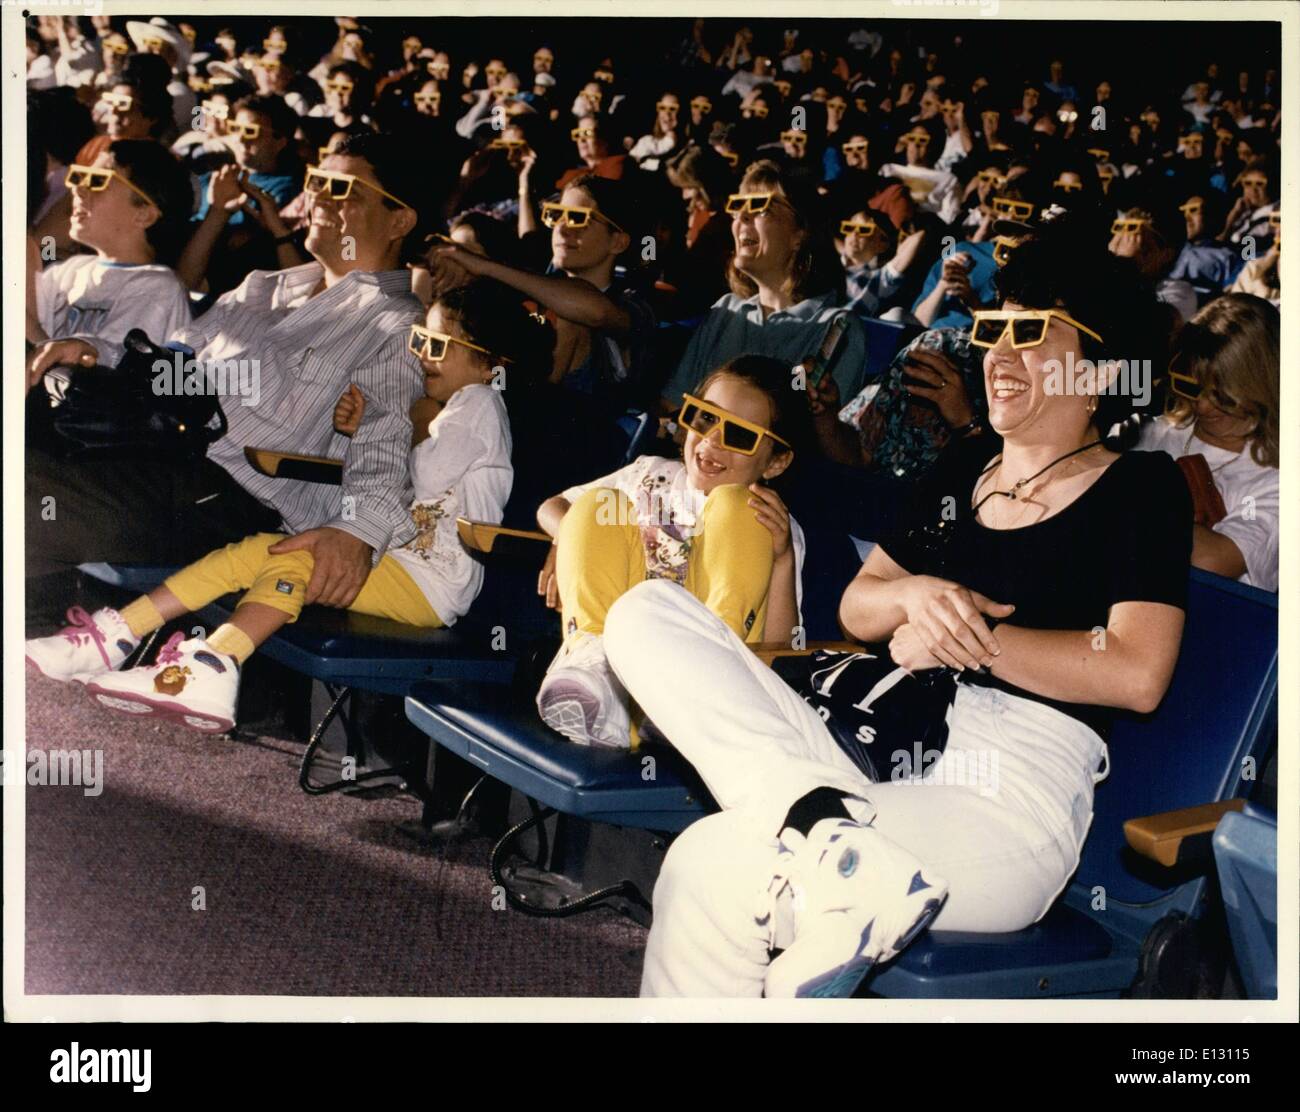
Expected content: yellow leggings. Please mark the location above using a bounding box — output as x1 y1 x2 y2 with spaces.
556 484 774 645
164 532 444 628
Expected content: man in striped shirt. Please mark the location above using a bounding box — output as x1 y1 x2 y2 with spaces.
27 133 428 617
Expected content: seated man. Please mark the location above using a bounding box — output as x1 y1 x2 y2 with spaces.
26 133 428 625
179 93 307 295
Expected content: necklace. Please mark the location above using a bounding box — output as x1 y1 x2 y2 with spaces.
972 440 1103 518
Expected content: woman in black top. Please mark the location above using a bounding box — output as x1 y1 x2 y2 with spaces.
606 220 1192 998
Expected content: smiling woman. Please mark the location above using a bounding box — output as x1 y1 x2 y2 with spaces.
661 159 867 412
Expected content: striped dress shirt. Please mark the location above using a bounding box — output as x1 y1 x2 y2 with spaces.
168 263 428 561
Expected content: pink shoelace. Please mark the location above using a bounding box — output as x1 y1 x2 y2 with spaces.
59 606 113 670
156 631 186 667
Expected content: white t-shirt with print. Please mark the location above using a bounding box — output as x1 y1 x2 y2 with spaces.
1136 417 1279 592
390 384 514 624
560 454 807 621
37 256 192 349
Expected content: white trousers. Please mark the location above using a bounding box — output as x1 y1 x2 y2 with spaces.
602 580 1110 999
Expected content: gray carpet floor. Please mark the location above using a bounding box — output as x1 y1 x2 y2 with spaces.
24 672 647 997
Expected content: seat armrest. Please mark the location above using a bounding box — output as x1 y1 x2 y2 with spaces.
1123 799 1246 867
456 518 551 554
244 447 343 484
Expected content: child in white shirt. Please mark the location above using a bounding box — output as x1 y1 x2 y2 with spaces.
534 353 813 748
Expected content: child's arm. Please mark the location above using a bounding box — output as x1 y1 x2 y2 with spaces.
750 484 799 645
427 243 634 335
333 384 365 437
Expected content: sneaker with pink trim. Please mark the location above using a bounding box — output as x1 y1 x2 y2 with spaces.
26 607 139 682
83 632 240 733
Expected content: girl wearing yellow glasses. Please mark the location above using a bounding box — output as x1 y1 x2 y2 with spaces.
533 354 813 750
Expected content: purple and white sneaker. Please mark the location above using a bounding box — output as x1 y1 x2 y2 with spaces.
84 632 240 733
26 606 139 683
536 631 632 748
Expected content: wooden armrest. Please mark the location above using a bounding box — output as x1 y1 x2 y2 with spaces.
244 447 344 484
1123 799 1246 867
456 518 551 554
750 640 860 667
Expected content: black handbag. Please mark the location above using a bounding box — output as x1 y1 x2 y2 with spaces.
771 648 957 783
38 329 228 459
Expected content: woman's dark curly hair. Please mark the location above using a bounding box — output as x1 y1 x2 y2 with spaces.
433 278 554 387
994 215 1172 435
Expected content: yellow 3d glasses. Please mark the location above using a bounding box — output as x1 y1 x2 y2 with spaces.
841 139 869 156
100 92 134 112
724 192 778 216
489 138 527 150
839 219 879 238
678 394 792 457
65 164 159 208
691 97 712 114
1179 199 1204 216
970 309 1104 349
1053 177 1083 193
992 235 1021 267
570 126 597 141
781 130 807 151
104 37 130 55
991 197 1035 221
1086 147 1110 161
415 91 440 107
977 169 1008 187
202 100 230 120
326 79 354 94
408 324 508 364
304 166 412 209
1111 217 1151 235
656 101 679 115
226 121 261 140
540 202 625 234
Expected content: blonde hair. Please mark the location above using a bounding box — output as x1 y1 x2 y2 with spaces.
1165 293 1279 468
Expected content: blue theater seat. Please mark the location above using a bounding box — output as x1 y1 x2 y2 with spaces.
1213 804 1277 999
854 313 923 381
403 569 1276 998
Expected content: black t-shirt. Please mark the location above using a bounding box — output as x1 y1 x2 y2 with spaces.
879 438 1193 737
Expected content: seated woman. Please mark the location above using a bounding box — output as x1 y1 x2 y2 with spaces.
606 221 1190 997
660 159 867 412
1168 190 1241 302
878 120 962 225
1108 203 1198 321
627 92 682 173
1137 294 1279 591
556 115 628 190
26 280 538 732
26 140 193 362
534 354 813 748
427 173 658 412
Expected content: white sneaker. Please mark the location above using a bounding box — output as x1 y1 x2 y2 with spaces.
83 632 240 733
761 818 949 998
26 606 139 682
536 631 632 748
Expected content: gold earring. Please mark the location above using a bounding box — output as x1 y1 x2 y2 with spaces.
1087 397 1098 415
